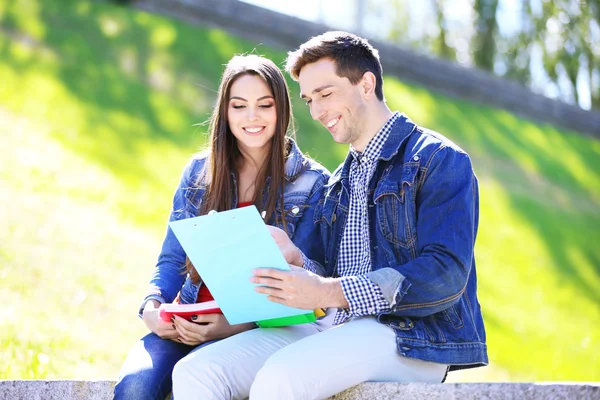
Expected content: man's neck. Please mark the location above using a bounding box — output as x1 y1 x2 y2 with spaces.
351 103 394 153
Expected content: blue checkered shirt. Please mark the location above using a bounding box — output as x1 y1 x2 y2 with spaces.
330 112 400 324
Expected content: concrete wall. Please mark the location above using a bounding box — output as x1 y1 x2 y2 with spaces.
1 380 599 400
131 0 599 139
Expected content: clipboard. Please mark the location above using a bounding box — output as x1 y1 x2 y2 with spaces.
169 206 314 325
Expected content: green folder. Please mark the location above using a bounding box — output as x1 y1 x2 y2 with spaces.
256 311 316 328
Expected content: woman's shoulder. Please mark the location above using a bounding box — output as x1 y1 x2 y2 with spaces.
180 151 210 185
286 138 331 181
300 155 330 180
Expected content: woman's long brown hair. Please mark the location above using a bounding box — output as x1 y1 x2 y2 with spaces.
186 55 294 284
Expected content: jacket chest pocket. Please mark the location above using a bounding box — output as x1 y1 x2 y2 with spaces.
275 199 308 239
183 186 205 218
374 163 419 253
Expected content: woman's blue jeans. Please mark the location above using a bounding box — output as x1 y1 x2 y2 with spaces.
113 332 216 400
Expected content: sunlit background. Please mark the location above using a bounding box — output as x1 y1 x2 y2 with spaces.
0 0 599 385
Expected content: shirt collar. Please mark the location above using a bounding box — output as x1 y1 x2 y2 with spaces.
349 111 400 164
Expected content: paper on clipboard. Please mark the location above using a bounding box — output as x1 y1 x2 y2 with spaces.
169 206 311 325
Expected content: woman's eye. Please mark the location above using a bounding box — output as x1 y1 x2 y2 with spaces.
232 105 245 109
259 104 274 108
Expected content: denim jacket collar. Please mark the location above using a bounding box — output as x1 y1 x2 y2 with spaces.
379 113 417 161
284 138 304 182
332 112 417 186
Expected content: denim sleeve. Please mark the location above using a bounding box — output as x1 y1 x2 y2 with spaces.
291 171 328 277
140 160 199 313
374 146 478 317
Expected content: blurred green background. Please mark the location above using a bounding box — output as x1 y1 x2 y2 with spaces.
0 0 599 382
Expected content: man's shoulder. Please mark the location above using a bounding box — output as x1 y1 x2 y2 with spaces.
414 127 468 154
391 124 470 167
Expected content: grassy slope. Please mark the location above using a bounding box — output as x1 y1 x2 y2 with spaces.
0 0 598 381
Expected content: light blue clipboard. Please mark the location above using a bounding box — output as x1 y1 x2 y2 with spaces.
169 206 311 325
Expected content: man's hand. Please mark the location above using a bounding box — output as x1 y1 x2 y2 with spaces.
266 225 304 266
251 265 348 309
172 314 255 346
142 300 179 340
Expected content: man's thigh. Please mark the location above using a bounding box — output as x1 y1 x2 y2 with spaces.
251 317 448 399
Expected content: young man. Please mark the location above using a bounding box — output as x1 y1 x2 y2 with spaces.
172 32 487 400
250 31 488 397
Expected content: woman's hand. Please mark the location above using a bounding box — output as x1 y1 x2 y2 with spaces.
172 314 255 346
266 225 303 266
142 299 179 340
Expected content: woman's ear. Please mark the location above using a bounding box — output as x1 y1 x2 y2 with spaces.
360 71 377 99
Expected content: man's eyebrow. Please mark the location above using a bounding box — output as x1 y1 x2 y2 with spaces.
300 85 335 99
229 95 274 101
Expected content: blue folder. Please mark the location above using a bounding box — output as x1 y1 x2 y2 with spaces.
169 206 312 325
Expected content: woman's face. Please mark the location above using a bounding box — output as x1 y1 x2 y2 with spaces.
227 74 277 156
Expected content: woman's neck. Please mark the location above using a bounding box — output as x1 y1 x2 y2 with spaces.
236 147 268 203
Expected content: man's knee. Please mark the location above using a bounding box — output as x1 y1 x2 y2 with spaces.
250 358 305 399
172 356 233 399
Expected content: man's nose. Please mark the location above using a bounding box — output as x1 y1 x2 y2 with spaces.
310 102 324 121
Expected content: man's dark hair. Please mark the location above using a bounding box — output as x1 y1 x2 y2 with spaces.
285 31 384 101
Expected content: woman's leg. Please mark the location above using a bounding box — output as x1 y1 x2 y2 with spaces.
113 333 196 400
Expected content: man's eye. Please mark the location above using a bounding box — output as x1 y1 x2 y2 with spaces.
322 93 332 98
305 99 312 106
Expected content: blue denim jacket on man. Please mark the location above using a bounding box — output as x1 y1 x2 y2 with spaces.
313 114 488 370
140 139 330 313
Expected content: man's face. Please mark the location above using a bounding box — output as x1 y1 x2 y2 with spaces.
298 58 366 145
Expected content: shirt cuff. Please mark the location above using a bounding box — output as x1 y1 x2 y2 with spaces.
300 251 318 274
338 275 390 318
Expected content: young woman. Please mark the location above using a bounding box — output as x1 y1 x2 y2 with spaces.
113 55 330 400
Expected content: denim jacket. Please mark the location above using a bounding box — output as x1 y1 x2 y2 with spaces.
140 139 330 313
314 114 488 370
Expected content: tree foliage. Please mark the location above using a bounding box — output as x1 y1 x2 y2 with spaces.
380 0 600 110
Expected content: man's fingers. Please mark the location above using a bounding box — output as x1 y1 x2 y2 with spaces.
252 268 288 280
254 284 284 295
250 276 285 288
266 225 287 240
266 295 288 305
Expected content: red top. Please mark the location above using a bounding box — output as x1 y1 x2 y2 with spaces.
196 201 254 303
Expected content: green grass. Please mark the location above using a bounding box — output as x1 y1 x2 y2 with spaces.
1 0 599 381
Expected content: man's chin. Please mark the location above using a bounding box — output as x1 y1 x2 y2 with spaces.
330 131 349 144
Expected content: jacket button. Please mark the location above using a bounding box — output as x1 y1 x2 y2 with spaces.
399 321 406 328
332 214 337 222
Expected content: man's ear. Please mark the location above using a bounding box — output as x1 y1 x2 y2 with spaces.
360 71 377 99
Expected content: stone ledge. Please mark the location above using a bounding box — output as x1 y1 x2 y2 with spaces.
1 380 599 400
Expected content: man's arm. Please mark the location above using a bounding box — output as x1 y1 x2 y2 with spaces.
256 146 477 318
365 146 478 317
